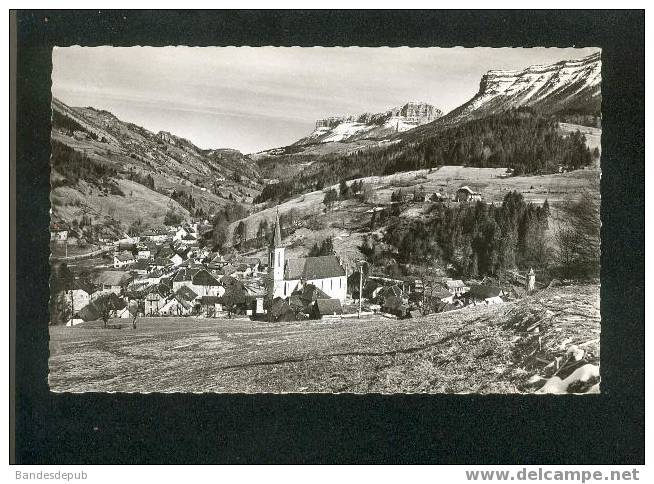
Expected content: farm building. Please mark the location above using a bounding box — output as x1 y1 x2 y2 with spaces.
117 302 140 319
141 228 169 243
66 302 99 326
243 284 267 315
456 186 482 202
50 223 68 242
113 251 136 268
130 259 150 276
92 271 132 295
310 298 344 319
292 283 331 307
135 245 151 260
445 279 470 296
269 298 296 322
423 285 455 309
68 293 127 325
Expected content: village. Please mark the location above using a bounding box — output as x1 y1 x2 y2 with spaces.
44 46 605 397
50 183 539 329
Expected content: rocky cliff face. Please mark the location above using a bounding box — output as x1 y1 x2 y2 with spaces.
300 102 443 145
441 52 601 126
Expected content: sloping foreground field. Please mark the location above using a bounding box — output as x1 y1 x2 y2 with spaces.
49 285 600 394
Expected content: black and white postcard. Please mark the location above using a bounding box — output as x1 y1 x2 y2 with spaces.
48 46 602 394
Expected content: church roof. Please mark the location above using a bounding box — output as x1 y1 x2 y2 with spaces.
285 255 345 281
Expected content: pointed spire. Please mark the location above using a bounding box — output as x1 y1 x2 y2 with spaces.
271 208 282 248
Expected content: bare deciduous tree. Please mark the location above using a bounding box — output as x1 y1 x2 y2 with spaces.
555 192 600 278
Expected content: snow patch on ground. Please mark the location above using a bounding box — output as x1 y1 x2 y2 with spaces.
536 363 600 394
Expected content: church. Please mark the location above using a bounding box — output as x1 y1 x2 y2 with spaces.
268 212 347 303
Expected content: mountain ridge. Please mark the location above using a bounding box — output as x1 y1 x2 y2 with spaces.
293 101 443 146
50 97 262 231
410 52 601 137
254 52 600 163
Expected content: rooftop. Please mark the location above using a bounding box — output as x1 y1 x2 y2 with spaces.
92 271 132 287
285 255 345 281
314 298 343 315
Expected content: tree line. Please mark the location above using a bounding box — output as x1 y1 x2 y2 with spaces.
51 139 120 190
366 190 599 280
370 191 551 278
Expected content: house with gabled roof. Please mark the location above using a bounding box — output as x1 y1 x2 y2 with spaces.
135 244 151 260
113 251 136 268
141 227 168 243
160 286 198 316
130 259 150 276
50 222 69 242
445 279 470 296
117 301 140 319
199 295 222 317
171 267 224 297
169 246 190 267
456 186 482 202
144 283 172 315
92 270 133 295
376 285 405 304
310 298 344 319
172 226 192 242
381 295 409 318
67 302 99 326
69 292 127 325
65 279 98 313
268 212 347 303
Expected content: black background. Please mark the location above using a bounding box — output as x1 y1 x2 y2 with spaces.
13 10 644 464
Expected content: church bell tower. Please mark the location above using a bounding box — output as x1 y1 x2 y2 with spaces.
270 210 285 283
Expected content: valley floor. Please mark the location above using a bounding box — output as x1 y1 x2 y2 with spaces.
49 285 600 394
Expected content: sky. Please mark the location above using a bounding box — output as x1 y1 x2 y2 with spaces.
52 46 600 154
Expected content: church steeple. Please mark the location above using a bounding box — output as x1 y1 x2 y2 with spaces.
269 209 285 282
270 209 283 249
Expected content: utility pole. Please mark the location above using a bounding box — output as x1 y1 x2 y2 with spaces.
70 285 74 326
358 260 364 319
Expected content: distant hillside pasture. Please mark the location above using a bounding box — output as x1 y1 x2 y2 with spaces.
50 98 262 229
559 122 602 155
51 178 191 229
227 164 599 249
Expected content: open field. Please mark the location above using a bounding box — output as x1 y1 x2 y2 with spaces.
49 285 600 394
234 163 600 237
559 122 602 154
228 161 600 264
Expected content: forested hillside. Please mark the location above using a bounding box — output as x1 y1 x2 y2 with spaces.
50 98 262 233
255 110 597 205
